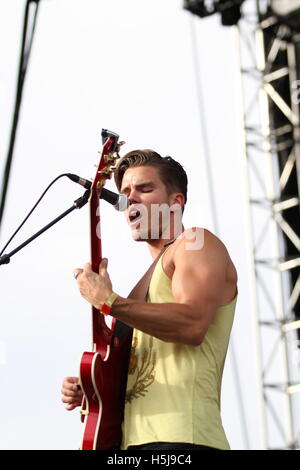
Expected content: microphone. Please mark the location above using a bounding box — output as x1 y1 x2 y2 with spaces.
66 173 128 211
100 187 128 212
67 173 91 190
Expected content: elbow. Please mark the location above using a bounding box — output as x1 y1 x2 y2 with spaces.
189 334 204 346
184 327 206 346
179 306 211 346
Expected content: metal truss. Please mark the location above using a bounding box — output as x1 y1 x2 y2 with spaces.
236 0 300 450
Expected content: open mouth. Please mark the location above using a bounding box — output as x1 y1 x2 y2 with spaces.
128 209 141 224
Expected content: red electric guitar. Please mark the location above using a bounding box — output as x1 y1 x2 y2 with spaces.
79 129 132 450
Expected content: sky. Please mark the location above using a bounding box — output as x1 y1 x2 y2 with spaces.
0 0 291 450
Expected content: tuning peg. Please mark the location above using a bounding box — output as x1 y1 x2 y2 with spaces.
105 152 119 164
98 168 112 177
116 141 125 157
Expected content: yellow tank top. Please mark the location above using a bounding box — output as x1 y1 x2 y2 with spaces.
122 254 237 450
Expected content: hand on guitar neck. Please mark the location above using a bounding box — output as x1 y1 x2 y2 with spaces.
73 258 113 310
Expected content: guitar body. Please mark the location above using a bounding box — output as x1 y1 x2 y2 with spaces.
79 320 132 450
79 129 132 450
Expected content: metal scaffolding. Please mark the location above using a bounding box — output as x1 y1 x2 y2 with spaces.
236 0 300 449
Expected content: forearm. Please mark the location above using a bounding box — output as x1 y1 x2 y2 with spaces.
111 296 203 345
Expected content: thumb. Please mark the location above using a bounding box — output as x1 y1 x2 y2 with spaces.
99 258 108 274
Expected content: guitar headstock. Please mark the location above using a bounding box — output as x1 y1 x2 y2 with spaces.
91 129 125 193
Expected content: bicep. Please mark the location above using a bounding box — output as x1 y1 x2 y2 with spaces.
171 232 227 325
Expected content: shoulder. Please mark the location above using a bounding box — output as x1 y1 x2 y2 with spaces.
174 227 229 259
162 227 235 280
175 228 237 282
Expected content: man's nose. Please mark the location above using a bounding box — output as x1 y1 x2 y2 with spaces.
128 188 140 204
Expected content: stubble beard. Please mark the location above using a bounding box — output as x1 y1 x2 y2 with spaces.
128 204 183 242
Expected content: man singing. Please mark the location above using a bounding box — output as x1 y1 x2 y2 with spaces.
61 150 238 450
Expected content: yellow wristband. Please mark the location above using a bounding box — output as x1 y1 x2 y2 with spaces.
100 292 119 315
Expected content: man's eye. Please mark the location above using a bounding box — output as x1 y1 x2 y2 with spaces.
142 189 152 193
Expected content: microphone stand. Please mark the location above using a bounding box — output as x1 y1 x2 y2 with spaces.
0 189 90 266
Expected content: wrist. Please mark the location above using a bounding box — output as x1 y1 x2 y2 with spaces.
100 291 119 315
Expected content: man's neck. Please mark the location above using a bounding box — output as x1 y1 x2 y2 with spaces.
147 239 168 259
147 224 184 259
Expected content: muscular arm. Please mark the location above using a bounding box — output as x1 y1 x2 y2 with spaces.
111 229 231 345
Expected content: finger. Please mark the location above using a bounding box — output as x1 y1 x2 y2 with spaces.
62 377 80 390
61 387 80 398
61 385 79 395
61 395 76 405
64 376 79 384
73 269 83 280
61 393 82 404
61 388 79 398
65 403 80 411
83 262 92 273
61 381 82 395
99 258 108 275
65 404 75 411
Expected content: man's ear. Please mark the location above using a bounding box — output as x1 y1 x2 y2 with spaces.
170 193 185 210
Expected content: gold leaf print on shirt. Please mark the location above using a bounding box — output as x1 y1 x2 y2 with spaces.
125 335 156 403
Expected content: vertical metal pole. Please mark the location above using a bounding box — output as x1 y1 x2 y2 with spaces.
234 20 268 450
236 0 300 449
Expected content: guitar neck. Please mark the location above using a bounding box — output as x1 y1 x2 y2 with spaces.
90 190 102 271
